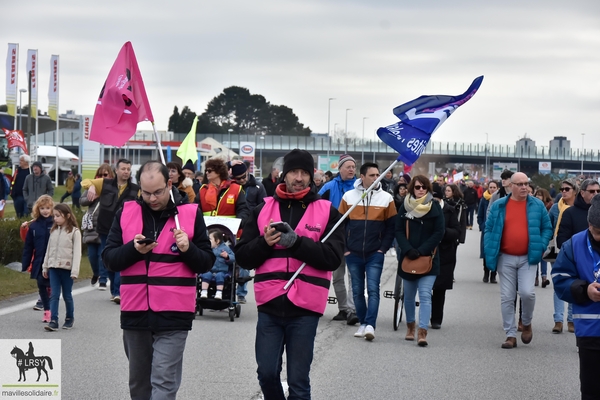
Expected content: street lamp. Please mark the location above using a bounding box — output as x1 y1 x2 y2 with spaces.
485 132 489 178
227 128 233 161
327 98 335 158
333 123 339 152
19 89 27 131
581 133 585 176
344 108 351 153
362 117 368 165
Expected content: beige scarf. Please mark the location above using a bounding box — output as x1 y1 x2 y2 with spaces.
554 198 571 238
403 193 433 219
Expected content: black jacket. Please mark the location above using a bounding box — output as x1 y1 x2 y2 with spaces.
242 174 267 210
262 176 279 197
463 187 478 206
234 187 344 318
102 189 215 331
97 178 139 236
557 194 591 249
396 200 445 281
433 201 461 290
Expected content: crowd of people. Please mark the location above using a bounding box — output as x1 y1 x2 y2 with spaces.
7 149 600 399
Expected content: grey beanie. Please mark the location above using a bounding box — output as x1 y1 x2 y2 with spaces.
588 195 600 228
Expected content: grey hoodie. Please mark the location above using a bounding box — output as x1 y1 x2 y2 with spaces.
23 167 54 209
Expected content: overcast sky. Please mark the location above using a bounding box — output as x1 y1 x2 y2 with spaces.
3 0 599 149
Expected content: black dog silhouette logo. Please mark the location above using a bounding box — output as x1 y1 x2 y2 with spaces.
10 342 54 382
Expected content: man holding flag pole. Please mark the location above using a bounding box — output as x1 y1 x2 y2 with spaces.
91 42 213 399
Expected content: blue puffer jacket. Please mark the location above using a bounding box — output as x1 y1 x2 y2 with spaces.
484 194 553 271
318 175 356 209
21 215 54 280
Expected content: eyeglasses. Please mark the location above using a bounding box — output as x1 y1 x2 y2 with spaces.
205 169 214 174
141 186 168 198
512 182 529 187
234 175 247 181
102 173 110 177
559 187 572 192
586 190 600 194
414 185 426 190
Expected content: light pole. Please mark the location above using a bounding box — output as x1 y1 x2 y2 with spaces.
327 98 335 158
362 117 368 165
227 128 233 161
581 133 585 176
333 123 339 153
344 108 351 154
485 132 489 178
19 89 27 131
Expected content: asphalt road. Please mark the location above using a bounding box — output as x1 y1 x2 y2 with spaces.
0 229 580 399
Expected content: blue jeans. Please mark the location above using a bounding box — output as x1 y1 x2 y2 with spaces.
48 268 74 322
87 242 102 277
101 234 120 296
403 275 436 330
553 292 573 323
200 271 227 286
540 260 548 277
12 195 28 218
237 267 249 297
256 312 319 400
346 252 385 328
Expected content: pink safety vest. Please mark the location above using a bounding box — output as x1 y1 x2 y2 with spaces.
120 201 198 313
255 197 331 314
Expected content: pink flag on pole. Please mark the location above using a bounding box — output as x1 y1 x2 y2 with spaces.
89 42 154 147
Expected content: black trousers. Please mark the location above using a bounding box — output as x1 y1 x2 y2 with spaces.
579 347 600 399
431 289 446 325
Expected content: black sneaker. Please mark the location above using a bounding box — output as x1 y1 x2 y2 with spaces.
62 318 74 330
33 300 44 311
98 283 107 291
346 311 359 326
45 320 59 331
91 276 99 285
332 310 348 321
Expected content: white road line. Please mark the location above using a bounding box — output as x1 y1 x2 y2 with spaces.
0 285 96 317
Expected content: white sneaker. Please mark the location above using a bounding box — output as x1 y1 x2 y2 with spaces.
364 325 375 341
214 291 222 300
200 290 208 299
354 325 367 338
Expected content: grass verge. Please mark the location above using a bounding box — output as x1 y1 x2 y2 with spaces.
0 257 94 301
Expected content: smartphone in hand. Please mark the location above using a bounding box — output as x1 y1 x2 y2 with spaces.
269 222 288 233
137 238 156 245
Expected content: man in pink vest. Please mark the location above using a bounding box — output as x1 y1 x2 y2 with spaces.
103 161 215 399
235 149 345 400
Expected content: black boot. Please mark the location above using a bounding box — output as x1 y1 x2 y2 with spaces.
490 272 497 284
483 268 489 283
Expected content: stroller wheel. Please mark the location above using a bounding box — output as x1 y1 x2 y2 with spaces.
197 306 203 316
235 304 241 318
228 308 235 322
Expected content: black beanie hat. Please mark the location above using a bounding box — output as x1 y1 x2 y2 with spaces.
182 160 195 173
282 149 314 182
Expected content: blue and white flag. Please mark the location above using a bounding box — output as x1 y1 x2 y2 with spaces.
377 76 483 166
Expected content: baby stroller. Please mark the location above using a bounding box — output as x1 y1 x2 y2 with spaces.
195 224 242 321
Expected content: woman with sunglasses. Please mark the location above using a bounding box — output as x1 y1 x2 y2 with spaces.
548 178 578 333
80 164 114 287
167 162 195 203
396 175 444 346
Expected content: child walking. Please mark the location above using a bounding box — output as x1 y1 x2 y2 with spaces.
21 195 54 323
42 203 82 331
200 230 235 300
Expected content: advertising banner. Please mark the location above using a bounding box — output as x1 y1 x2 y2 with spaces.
538 161 552 175
80 115 101 179
318 155 340 173
5 44 18 120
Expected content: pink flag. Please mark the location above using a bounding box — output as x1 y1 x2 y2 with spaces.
89 42 154 147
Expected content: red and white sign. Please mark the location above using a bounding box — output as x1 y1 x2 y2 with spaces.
3 128 27 153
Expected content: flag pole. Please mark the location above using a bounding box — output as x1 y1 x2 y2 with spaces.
151 122 181 230
283 158 400 290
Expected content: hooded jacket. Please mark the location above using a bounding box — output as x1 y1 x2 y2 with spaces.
21 215 53 280
338 179 397 256
23 168 54 209
242 174 267 210
318 174 356 209
235 184 344 317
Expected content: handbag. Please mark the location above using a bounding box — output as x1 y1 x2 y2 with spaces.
401 220 436 275
542 237 558 262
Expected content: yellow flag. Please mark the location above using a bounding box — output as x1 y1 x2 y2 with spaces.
177 116 198 163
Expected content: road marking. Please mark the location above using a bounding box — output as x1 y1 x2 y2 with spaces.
0 285 96 317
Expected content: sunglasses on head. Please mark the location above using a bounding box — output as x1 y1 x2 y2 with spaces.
559 187 572 192
414 185 426 190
